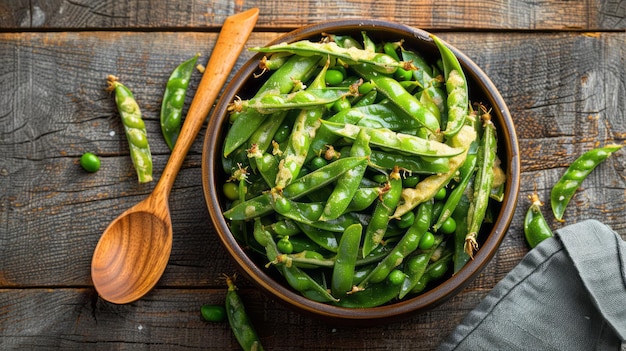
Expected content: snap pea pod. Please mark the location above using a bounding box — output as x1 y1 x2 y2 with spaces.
250 40 411 74
106 75 153 183
247 148 278 188
223 157 367 220
248 111 289 154
224 275 265 351
333 279 401 308
550 144 623 221
525 192 554 248
392 125 476 218
362 166 403 256
320 129 370 221
359 199 433 290
258 52 292 72
451 190 472 274
295 222 339 253
231 87 355 115
320 121 464 158
160 53 199 150
431 34 468 137
465 112 497 258
274 60 331 190
350 64 441 134
368 150 450 174
224 55 321 157
331 223 363 296
398 232 444 299
432 141 478 231
410 251 453 294
400 48 436 89
253 219 338 302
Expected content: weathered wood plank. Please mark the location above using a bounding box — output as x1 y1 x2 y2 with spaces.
0 287 484 350
1 31 625 291
2 0 625 31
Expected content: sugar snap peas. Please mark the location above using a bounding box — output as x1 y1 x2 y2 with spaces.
550 144 623 221
106 75 153 183
220 31 507 308
160 53 199 150
224 275 265 351
524 192 554 248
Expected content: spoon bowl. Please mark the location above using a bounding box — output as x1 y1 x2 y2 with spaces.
91 8 259 304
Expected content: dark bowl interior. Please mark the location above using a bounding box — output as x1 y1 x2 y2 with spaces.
202 19 520 325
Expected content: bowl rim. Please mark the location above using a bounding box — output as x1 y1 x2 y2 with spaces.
202 18 520 323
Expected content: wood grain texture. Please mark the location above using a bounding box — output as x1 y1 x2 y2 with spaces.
1 0 625 31
1 23 625 351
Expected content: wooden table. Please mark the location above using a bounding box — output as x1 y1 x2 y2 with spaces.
2 1 625 349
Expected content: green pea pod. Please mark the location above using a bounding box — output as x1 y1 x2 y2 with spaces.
224 275 265 351
398 232 444 299
331 223 363 297
250 40 408 74
344 187 381 213
320 121 464 158
258 52 292 71
451 190 472 274
362 167 403 257
368 150 450 174
248 151 278 188
275 250 334 269
106 75 153 183
550 144 623 221
392 125 477 218
160 53 199 150
465 113 497 258
360 199 433 290
224 55 321 157
400 48 435 89
295 222 339 253
320 129 370 221
431 34 468 137
350 64 441 134
253 219 338 303
432 141 478 231
525 192 554 248
248 110 289 154
410 252 452 294
234 88 355 115
274 60 331 190
333 280 401 308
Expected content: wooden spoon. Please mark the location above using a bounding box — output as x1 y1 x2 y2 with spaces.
91 8 259 304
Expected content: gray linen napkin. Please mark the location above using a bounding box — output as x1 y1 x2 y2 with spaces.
438 219 626 351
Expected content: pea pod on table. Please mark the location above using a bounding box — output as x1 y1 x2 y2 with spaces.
224 275 265 351
524 192 554 248
550 144 623 221
106 75 153 183
160 53 199 151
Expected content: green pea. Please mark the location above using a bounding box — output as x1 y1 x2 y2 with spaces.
222 182 239 201
277 236 294 254
434 187 447 201
397 211 415 229
274 196 292 214
332 98 351 113
273 123 291 143
309 156 328 170
372 174 387 184
80 152 101 173
201 304 226 322
439 217 457 235
388 269 406 285
418 232 435 250
325 69 345 86
402 175 420 188
358 81 375 95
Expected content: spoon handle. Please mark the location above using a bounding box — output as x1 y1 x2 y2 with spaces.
155 8 259 196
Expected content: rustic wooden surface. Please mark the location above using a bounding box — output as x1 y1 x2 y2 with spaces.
1 1 625 350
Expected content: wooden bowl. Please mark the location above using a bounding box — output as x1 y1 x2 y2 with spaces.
202 19 520 325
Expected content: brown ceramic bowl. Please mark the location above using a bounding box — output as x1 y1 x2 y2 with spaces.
202 19 520 325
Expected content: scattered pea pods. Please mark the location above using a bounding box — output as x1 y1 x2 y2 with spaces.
524 192 554 248
550 144 623 221
224 275 265 351
106 75 153 183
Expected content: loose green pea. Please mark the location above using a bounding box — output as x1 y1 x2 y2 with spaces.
439 217 457 235
223 182 239 201
397 211 415 229
277 236 294 254
402 175 420 188
80 152 101 173
201 304 226 322
388 269 406 285
419 232 435 250
434 187 447 201
325 69 345 86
